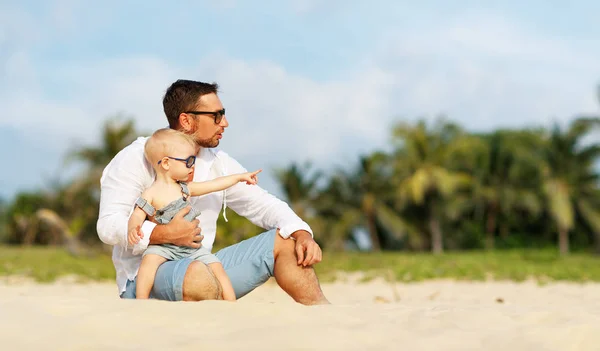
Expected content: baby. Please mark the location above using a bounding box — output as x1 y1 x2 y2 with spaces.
128 128 260 300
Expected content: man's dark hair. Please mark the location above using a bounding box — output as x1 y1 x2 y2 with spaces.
163 80 219 129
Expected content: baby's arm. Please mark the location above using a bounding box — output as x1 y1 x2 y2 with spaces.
188 169 261 197
127 189 154 247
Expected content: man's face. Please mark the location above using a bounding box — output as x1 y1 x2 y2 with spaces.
183 93 229 148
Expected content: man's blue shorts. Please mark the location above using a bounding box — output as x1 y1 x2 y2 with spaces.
120 229 276 301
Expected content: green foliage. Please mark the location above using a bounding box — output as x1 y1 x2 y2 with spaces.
541 118 600 254
4 191 54 244
0 198 7 242
2 115 145 247
2 102 599 257
213 210 264 251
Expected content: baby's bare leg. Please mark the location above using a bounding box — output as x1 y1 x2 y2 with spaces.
136 254 168 299
208 262 236 301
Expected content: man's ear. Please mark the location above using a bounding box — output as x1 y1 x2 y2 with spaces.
179 113 194 132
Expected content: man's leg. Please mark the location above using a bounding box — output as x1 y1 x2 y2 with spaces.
214 230 276 299
181 261 222 301
215 229 329 305
272 233 329 305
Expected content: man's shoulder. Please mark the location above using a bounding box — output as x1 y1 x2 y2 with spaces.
112 137 148 161
102 137 150 177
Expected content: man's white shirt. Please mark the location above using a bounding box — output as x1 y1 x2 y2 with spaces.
97 137 313 295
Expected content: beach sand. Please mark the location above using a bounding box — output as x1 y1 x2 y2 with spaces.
2 276 599 350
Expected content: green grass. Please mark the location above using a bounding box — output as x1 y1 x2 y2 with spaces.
1 245 599 283
0 245 115 282
315 250 600 283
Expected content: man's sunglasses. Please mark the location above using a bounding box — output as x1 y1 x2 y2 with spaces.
158 155 196 168
185 108 226 124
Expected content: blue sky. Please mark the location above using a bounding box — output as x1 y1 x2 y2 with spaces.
1 0 599 201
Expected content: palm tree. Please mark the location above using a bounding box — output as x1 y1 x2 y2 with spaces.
67 115 141 189
0 198 7 243
541 117 600 255
5 115 142 248
466 130 543 249
274 161 323 219
5 191 54 244
392 119 471 254
273 162 338 249
63 115 142 243
314 153 417 251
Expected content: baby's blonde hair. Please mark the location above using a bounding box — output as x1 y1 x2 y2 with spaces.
144 128 197 168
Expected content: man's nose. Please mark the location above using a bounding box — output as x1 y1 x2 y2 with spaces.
220 115 229 127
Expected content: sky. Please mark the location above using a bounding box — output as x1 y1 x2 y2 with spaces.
1 0 599 201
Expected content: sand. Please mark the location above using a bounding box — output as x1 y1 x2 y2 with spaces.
1 276 600 350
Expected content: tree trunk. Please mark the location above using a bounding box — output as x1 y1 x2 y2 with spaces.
36 209 83 256
367 213 381 251
363 194 381 251
500 222 509 238
594 231 600 255
429 214 443 254
485 206 497 250
558 226 569 256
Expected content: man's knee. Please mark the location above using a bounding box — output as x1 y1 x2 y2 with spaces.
182 261 222 301
273 230 295 259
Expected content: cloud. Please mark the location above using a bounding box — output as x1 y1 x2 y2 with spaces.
288 0 348 15
0 4 39 46
50 0 80 31
0 50 396 198
198 55 392 162
2 6 600 199
371 12 600 130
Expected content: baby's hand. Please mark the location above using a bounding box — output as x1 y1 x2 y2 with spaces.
239 169 262 185
128 225 143 246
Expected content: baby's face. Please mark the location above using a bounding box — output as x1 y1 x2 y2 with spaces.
167 141 197 182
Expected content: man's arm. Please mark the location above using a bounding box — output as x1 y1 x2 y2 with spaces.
220 153 321 266
222 156 313 239
97 140 154 249
149 207 203 248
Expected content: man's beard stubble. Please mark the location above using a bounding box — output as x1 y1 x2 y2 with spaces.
195 137 219 148
190 124 221 148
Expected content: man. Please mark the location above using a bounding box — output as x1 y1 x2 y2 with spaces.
97 79 329 304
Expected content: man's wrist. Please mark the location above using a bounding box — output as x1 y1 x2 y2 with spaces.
291 230 312 241
149 223 170 245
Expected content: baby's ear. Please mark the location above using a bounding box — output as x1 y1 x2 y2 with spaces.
159 157 170 170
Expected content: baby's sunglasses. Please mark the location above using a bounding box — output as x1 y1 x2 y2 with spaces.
158 155 196 168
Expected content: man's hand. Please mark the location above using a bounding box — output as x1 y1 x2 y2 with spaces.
291 230 322 267
151 206 203 248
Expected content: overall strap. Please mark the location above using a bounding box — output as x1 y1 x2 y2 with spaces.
179 182 190 200
134 197 156 216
